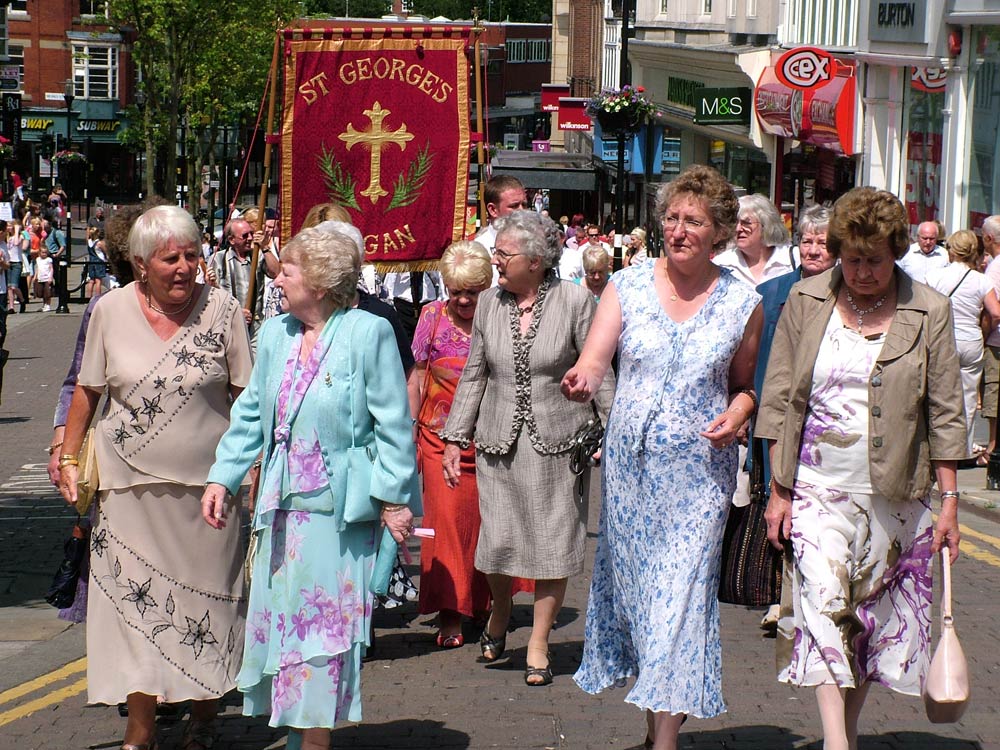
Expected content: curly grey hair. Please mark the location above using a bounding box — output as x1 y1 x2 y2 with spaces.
281 227 360 310
493 210 563 270
739 194 790 248
797 204 831 236
654 164 739 252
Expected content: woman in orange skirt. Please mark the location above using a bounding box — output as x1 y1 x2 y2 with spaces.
408 241 494 647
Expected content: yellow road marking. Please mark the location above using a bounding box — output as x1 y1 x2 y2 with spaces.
0 657 86 708
958 522 1000 551
960 540 1000 568
0 677 87 728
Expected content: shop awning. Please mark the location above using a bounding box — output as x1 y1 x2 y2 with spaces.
490 150 598 191
754 64 857 156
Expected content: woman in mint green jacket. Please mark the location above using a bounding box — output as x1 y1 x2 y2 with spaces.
202 227 419 750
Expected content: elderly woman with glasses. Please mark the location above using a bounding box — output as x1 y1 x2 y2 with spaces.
441 210 614 686
564 165 762 749
713 194 793 287
578 245 612 300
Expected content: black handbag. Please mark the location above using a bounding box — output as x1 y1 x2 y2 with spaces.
570 416 604 476
718 439 782 606
45 519 89 609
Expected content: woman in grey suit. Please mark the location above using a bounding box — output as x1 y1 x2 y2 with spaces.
441 210 614 686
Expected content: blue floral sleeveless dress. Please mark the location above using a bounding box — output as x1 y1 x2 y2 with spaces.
574 263 760 718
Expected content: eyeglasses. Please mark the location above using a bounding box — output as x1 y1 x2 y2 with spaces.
494 247 525 262
737 218 758 230
239 232 254 240
664 216 710 233
587 233 600 238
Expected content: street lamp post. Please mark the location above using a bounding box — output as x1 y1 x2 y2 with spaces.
56 79 75 314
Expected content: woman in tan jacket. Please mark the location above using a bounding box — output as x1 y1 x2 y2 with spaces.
756 187 965 750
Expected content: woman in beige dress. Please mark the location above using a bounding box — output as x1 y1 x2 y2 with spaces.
58 205 253 750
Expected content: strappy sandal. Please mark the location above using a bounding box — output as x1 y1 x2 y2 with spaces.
524 651 553 687
436 632 465 649
479 629 506 662
181 719 216 750
121 741 157 750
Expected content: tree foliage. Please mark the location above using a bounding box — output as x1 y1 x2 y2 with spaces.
301 0 551 22
109 0 297 204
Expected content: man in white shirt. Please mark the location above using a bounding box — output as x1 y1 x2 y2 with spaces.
475 176 528 287
560 224 605 281
897 221 948 284
978 215 1000 454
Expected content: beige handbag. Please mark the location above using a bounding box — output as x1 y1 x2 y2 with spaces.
74 428 99 516
923 548 970 723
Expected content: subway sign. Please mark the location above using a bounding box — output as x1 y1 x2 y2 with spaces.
693 87 751 125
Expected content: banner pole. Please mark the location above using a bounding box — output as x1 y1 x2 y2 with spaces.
473 9 486 226
245 30 281 315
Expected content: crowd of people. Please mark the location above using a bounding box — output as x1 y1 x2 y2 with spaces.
44 166 991 750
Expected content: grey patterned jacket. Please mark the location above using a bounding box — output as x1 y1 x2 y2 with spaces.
440 278 615 455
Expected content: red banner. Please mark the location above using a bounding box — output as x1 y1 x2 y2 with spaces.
282 32 471 268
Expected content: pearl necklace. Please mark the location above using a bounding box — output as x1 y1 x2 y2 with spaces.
145 287 196 317
846 290 886 332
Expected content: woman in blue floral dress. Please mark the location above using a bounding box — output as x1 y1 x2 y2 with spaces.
563 165 762 750
203 227 419 750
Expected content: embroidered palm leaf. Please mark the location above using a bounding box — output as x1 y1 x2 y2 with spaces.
388 143 433 210
318 144 360 210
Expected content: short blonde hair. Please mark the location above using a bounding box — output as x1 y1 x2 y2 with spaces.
281 228 360 310
947 230 980 269
582 244 611 273
440 241 491 289
629 227 647 248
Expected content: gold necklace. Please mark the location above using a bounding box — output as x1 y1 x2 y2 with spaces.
145 286 196 316
662 261 708 302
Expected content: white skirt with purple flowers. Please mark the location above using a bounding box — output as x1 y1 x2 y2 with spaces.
776 481 934 696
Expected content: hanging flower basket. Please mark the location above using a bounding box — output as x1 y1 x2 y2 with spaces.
587 85 655 135
52 149 88 165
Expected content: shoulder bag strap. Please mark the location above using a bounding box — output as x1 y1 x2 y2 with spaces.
947 269 973 298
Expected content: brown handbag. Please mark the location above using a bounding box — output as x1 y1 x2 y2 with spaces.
923 548 970 723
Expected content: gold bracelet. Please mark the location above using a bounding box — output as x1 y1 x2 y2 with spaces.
381 503 408 513
46 441 65 456
59 453 78 461
58 457 79 467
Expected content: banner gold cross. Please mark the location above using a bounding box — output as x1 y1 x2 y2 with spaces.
339 102 414 204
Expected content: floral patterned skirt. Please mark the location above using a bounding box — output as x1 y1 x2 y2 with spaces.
86 485 246 704
238 509 377 729
777 481 934 695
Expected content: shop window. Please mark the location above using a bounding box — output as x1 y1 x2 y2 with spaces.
72 43 119 100
7 1 27 13
7 43 23 90
903 67 945 232
968 28 1000 228
703 0 712 12
527 39 549 63
727 0 736 17
746 0 757 18
660 0 669 12
506 39 526 63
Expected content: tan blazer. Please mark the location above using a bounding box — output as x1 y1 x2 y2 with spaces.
441 278 615 454
756 266 966 503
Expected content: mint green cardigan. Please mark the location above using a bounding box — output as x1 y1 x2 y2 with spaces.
207 309 421 527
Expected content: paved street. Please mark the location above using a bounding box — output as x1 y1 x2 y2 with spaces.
0 307 997 749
